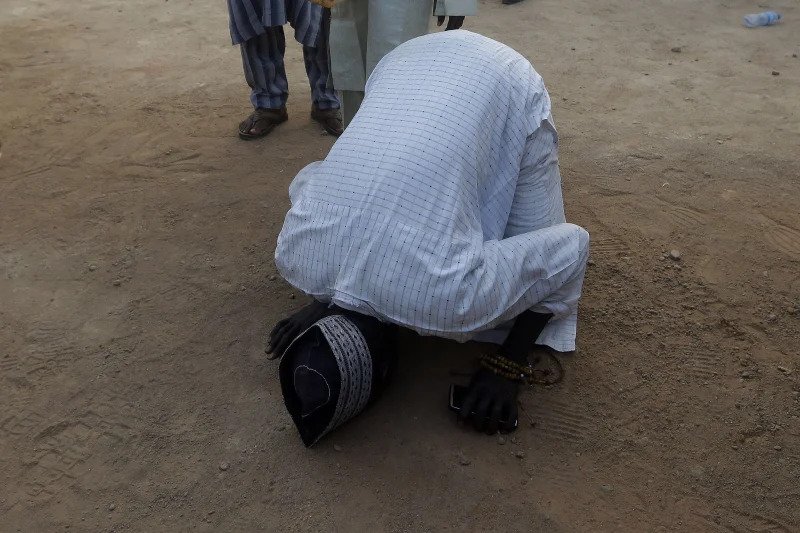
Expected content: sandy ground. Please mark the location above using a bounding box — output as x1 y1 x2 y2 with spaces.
1 0 799 531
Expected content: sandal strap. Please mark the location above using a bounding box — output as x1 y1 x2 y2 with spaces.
239 108 287 136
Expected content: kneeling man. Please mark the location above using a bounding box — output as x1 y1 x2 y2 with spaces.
269 30 589 446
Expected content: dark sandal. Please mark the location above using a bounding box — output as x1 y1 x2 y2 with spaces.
311 106 344 137
238 107 288 140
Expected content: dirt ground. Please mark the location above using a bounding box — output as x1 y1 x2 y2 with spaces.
1 0 799 530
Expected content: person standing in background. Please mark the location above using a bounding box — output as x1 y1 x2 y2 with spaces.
324 0 477 128
228 0 344 139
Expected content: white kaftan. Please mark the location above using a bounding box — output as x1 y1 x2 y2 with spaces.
329 0 477 127
276 31 590 352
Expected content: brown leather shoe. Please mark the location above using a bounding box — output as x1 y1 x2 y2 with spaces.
238 107 288 140
311 106 344 137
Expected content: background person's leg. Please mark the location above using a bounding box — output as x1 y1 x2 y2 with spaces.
237 27 290 138
302 9 339 111
364 0 430 79
283 0 339 111
340 91 364 128
330 0 368 128
303 13 343 135
240 27 289 110
239 26 289 140
303 42 339 111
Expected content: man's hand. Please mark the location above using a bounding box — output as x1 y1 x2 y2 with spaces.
266 300 332 359
459 368 520 434
437 16 465 30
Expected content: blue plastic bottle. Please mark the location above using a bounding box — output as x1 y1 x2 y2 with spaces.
743 11 782 27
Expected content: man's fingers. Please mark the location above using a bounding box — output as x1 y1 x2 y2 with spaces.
272 324 300 357
459 387 479 423
473 396 492 432
267 321 289 351
503 401 519 433
272 338 290 358
486 401 503 435
437 15 445 27
269 319 289 341
277 326 300 354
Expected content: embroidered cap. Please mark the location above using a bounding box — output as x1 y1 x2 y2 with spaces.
278 313 394 447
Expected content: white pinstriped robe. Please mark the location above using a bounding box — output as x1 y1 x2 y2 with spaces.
276 31 590 352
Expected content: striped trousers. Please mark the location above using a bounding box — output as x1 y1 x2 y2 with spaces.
239 25 339 110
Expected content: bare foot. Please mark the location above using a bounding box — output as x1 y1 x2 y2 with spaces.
267 300 335 358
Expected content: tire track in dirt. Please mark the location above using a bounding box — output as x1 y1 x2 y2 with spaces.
0 325 80 385
692 510 796 533
590 235 629 256
12 392 146 505
0 136 80 190
0 409 46 440
672 343 722 381
762 220 800 260
525 399 595 444
636 195 711 231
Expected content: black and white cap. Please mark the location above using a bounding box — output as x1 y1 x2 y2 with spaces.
278 313 393 447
